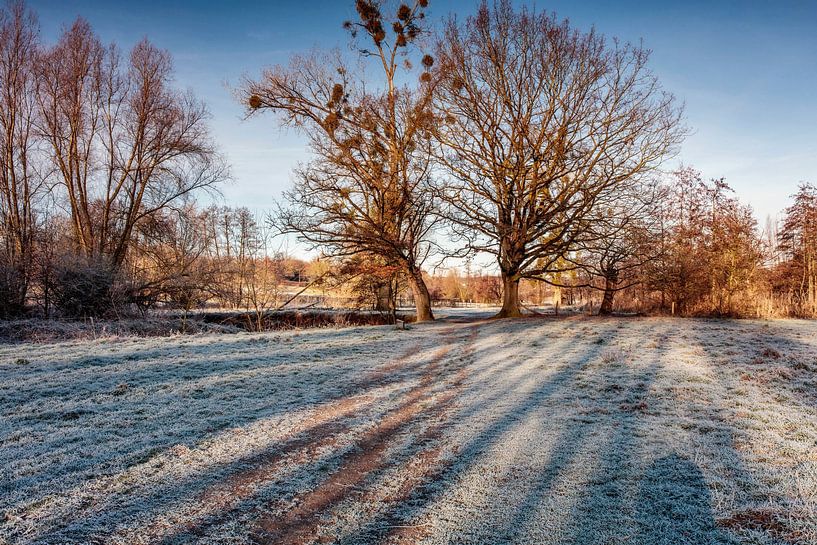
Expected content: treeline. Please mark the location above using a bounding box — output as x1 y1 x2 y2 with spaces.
541 168 817 318
0 2 230 318
244 0 815 320
426 168 817 319
2 1 815 322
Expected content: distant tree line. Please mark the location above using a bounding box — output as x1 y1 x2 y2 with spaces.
1 0 814 321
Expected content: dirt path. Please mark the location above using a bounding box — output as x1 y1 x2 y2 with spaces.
137 324 478 545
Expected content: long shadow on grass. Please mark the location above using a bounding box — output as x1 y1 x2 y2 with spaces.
140 319 576 544
561 317 810 545
17 317 746 545
341 319 735 544
425 319 670 543
336 317 816 545
0 324 423 400
333 318 622 545
1 326 457 543
147 323 497 543
502 322 671 544
555 321 737 545
635 454 732 545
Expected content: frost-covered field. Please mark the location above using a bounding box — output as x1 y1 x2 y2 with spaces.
2 313 816 545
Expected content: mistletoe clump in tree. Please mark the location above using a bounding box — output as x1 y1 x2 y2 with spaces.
243 0 439 321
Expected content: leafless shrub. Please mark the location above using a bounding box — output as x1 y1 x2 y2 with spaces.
49 256 123 318
601 349 622 365
0 261 27 318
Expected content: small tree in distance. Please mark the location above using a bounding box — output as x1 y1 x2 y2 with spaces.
243 0 439 321
553 180 667 315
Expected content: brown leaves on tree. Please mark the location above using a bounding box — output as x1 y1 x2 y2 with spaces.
345 1 428 51
397 4 412 21
323 112 340 134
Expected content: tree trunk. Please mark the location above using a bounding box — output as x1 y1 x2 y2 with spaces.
599 274 616 315
374 281 392 312
407 268 434 322
496 274 522 318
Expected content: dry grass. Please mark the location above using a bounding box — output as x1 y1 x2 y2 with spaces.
1 312 816 544
0 309 411 343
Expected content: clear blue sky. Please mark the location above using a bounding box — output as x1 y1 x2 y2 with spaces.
28 0 817 225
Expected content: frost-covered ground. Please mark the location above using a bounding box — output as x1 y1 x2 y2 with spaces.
1 312 816 545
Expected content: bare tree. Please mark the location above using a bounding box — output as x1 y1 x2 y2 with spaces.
644 168 763 316
35 19 104 259
432 1 685 317
243 0 439 321
774 183 817 315
555 180 666 315
129 201 217 312
201 206 255 309
37 20 225 272
237 213 285 329
0 1 41 315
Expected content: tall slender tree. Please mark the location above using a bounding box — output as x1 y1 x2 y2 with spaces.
243 0 439 321
0 1 41 315
37 20 223 270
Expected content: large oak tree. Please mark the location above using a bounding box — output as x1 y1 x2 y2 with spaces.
432 1 685 317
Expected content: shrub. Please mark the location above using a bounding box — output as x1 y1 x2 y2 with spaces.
50 257 124 318
0 262 27 318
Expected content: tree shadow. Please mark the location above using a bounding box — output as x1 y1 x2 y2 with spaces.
98 320 592 544
635 454 734 544
336 320 622 545
152 322 543 544
10 317 811 544
0 326 454 543
513 330 669 545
